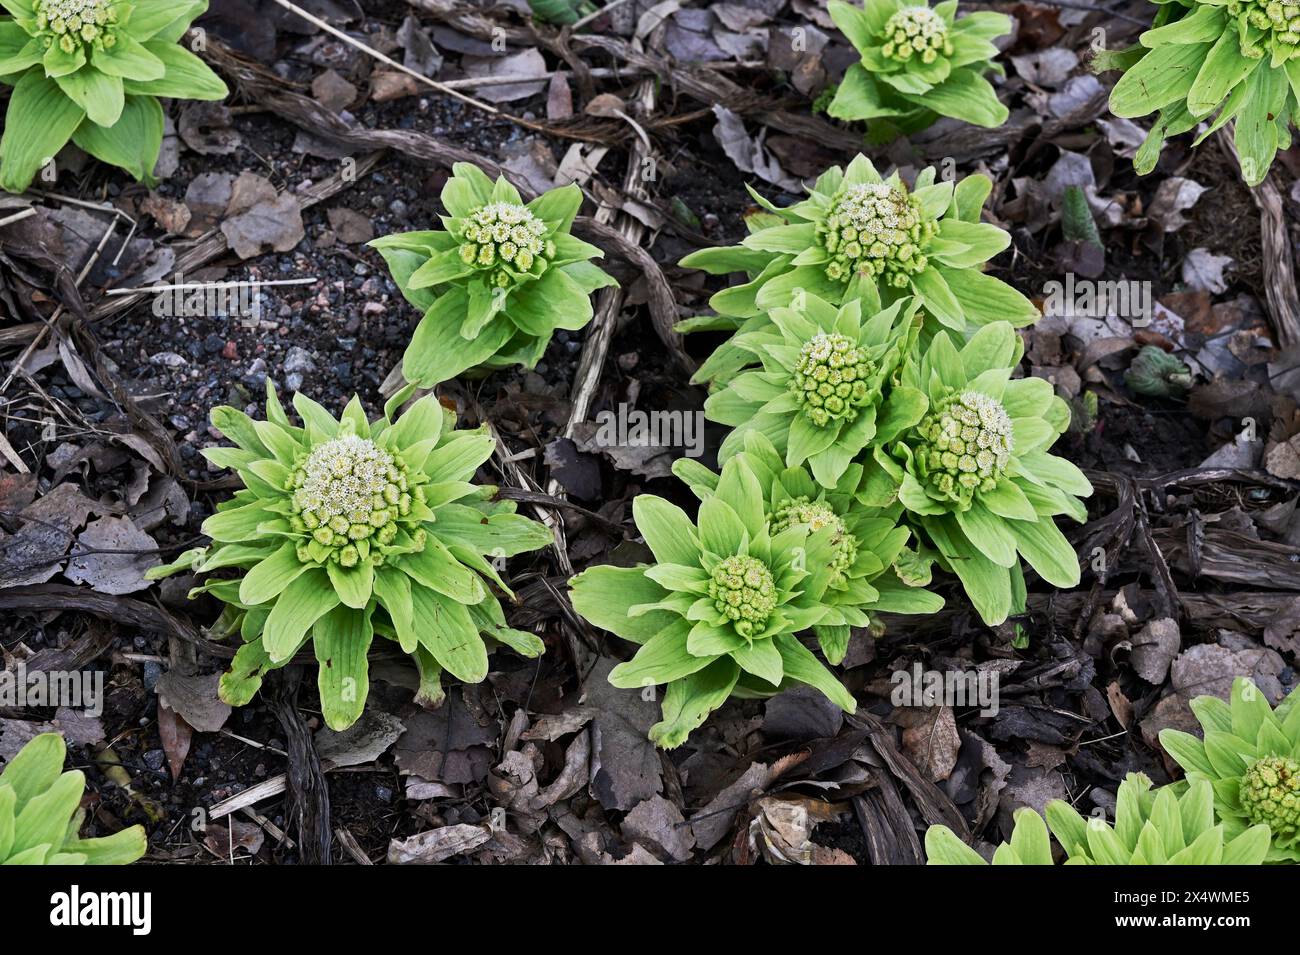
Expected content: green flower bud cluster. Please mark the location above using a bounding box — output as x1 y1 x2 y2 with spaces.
1229 0 1300 59
457 201 555 287
790 332 875 427
915 390 1014 502
770 497 858 587
1240 755 1300 837
817 183 937 287
287 435 423 566
34 0 119 54
708 555 777 637
882 6 953 64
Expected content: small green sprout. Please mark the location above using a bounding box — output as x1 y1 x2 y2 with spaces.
370 163 616 385
1125 345 1192 398
701 292 916 489
677 155 1037 378
672 429 943 666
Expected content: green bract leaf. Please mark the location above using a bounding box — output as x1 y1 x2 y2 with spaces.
1100 0 1297 185
929 774 1269 865
0 69 84 192
0 733 145 865
71 93 162 183
146 384 552 730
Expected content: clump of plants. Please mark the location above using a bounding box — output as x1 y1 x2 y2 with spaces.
568 450 858 748
824 0 1011 135
861 321 1092 625
1160 677 1300 862
1099 0 1298 185
0 0 227 191
148 383 553 730
370 163 616 385
0 732 146 864
678 155 1037 383
583 148 1097 746
926 773 1271 865
700 293 917 489
672 430 942 666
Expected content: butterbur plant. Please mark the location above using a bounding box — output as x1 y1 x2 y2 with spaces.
925 774 1271 865
926 807 1055 865
568 453 857 748
371 163 616 386
672 430 943 666
0 732 146 864
1159 678 1300 862
147 383 553 730
825 0 1011 135
705 294 921 492
863 321 1092 625
678 156 1036 376
0 0 227 191
1101 0 1300 186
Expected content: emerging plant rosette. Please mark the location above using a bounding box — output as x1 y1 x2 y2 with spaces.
1159 677 1300 862
673 430 942 666
702 292 917 490
862 321 1092 625
825 0 1010 135
677 156 1036 385
0 0 227 191
1100 0 1300 186
147 383 554 730
0 732 146 865
568 453 857 748
370 163 616 385
926 773 1271 865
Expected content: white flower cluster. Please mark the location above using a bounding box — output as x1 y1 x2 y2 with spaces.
818 183 935 286
289 435 412 557
790 332 874 426
708 555 777 636
881 6 952 64
916 390 1014 501
458 202 553 284
1231 0 1300 57
34 0 118 53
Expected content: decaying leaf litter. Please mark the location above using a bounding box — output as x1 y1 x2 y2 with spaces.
0 0 1297 865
